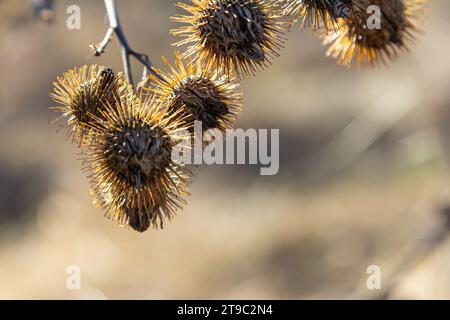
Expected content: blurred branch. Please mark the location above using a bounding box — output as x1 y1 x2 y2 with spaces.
319 80 419 174
378 207 450 299
91 0 163 86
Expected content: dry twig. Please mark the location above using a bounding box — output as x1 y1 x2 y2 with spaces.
91 0 163 86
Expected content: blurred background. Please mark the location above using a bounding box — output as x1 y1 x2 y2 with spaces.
0 0 449 299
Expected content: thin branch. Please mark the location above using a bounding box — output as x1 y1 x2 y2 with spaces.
91 27 114 56
92 0 164 86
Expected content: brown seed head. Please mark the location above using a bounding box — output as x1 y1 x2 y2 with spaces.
171 0 286 78
323 0 426 67
144 52 242 135
85 94 192 232
283 0 353 32
50 65 131 144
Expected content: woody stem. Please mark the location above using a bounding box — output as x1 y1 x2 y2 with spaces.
93 0 163 86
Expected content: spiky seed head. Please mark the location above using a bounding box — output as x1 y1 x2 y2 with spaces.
84 93 192 232
323 0 426 67
283 0 353 32
50 65 131 144
144 52 242 135
171 0 286 78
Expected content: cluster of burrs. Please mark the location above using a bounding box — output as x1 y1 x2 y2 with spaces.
50 0 426 232
173 0 426 69
283 0 426 66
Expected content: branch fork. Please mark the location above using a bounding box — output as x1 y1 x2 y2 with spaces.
92 0 163 86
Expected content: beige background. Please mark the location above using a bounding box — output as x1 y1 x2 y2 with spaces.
0 0 449 299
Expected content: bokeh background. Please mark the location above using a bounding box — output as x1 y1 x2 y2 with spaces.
0 0 449 299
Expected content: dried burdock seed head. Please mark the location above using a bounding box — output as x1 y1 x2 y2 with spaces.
323 0 426 67
171 0 286 78
50 65 131 144
85 93 192 232
144 52 242 135
283 0 353 32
